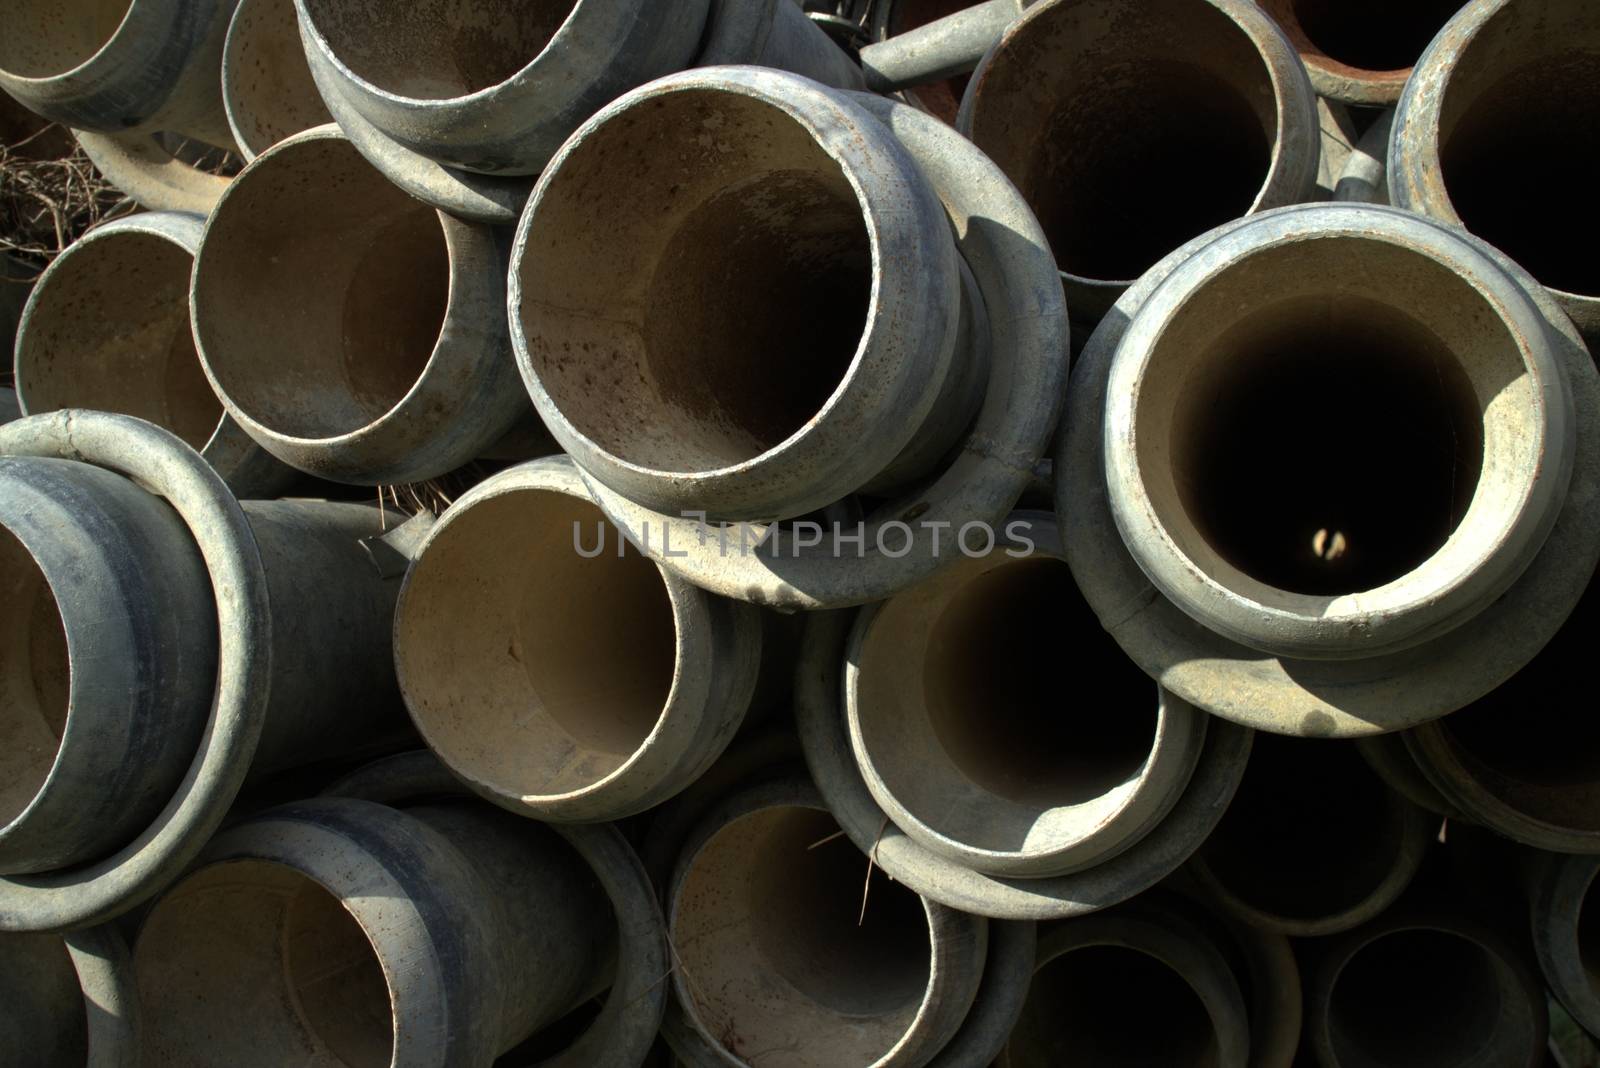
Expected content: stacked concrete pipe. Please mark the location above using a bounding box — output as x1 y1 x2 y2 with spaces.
957 0 1321 328
0 0 241 213
296 0 865 223
12 211 295 497
797 512 1254 921
0 411 410 932
190 125 529 485
512 68 1067 610
1057 202 1600 737
0 924 139 1067
392 455 764 822
1391 0 1600 343
1256 0 1465 105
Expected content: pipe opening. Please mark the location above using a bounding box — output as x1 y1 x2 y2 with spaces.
675 806 931 1065
1436 574 1600 828
396 487 675 799
1328 929 1502 1066
1008 945 1220 1067
1441 37 1600 298
300 0 575 99
1197 735 1410 923
18 232 221 450
1261 0 1461 75
0 526 70 828
224 0 334 156
1132 234 1531 601
136 859 395 1067
0 0 132 79
967 0 1274 282
194 137 449 439
519 88 871 473
854 556 1163 856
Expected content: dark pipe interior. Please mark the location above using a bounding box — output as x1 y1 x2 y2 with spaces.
1175 294 1482 595
1439 573 1600 827
1198 734 1406 921
0 526 69 827
1443 50 1600 299
1009 945 1220 1067
1328 929 1501 1066
1580 873 1600 993
925 558 1156 808
1286 0 1464 72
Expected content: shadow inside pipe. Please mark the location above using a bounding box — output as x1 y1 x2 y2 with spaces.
1259 0 1463 75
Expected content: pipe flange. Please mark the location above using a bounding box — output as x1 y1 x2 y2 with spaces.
795 609 1253 920
573 91 1067 610
323 751 669 1068
65 924 141 1068
0 411 271 932
72 130 233 216
1056 203 1600 737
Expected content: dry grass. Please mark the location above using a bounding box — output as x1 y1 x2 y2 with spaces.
0 122 136 280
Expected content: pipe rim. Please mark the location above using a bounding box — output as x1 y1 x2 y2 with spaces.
1255 0 1445 105
65 924 140 1068
0 0 140 87
1102 204 1571 660
221 0 332 161
1055 203 1600 736
1000 904 1252 1067
0 411 271 932
1389 0 1600 338
844 514 1207 878
511 66 960 521
663 774 986 1067
957 0 1320 290
323 750 669 1068
70 128 234 217
12 211 275 491
560 89 1067 610
1308 914 1549 1067
1405 719 1600 853
1528 853 1600 1035
191 124 520 485
1185 738 1434 937
796 606 1254 920
393 455 761 822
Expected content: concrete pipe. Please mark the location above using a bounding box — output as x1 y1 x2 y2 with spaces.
845 512 1207 879
513 66 976 523
860 0 1025 116
548 89 1066 611
0 925 141 1066
1334 107 1395 205
664 775 987 1067
797 589 1254 921
997 895 1252 1067
0 0 241 213
0 388 19 425
0 411 409 932
1256 0 1464 105
1306 912 1548 1067
957 0 1319 326
134 796 615 1067
222 0 332 160
1314 98 1360 202
1187 735 1433 936
1057 202 1600 736
1391 0 1600 341
13 212 295 498
191 125 528 486
323 749 674 1068
1397 567 1600 853
297 0 862 224
1526 852 1600 1037
393 455 763 822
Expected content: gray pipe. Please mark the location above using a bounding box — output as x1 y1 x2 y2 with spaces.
190 125 528 486
0 411 410 932
956 0 1320 326
392 455 764 822
858 0 1023 94
13 212 295 498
